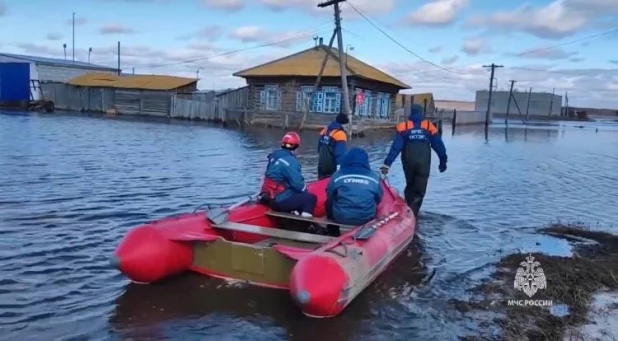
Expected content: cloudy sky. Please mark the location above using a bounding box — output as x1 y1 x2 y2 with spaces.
0 0 617 108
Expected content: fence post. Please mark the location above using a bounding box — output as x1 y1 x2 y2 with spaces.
139 90 144 115
451 109 457 135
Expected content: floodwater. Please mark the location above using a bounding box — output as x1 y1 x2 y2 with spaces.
0 111 617 341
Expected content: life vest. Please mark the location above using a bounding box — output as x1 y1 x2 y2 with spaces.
260 177 286 199
396 120 438 142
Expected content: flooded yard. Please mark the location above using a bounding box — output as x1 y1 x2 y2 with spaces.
0 111 616 340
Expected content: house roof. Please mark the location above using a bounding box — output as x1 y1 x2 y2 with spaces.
233 45 410 89
0 52 117 71
67 73 197 91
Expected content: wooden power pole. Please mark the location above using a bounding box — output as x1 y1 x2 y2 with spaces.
505 79 516 124
525 87 532 122
318 0 352 136
298 30 337 130
548 87 555 116
482 63 503 133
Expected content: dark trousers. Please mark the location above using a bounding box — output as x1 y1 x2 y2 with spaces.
402 162 430 217
271 192 317 215
317 170 335 180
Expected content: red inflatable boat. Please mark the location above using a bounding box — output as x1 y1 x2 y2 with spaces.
111 177 416 318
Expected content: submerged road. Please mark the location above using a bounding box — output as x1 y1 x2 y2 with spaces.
0 112 617 340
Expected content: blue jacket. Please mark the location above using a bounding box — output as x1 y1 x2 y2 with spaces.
264 149 307 202
383 104 448 166
326 147 383 226
317 121 347 166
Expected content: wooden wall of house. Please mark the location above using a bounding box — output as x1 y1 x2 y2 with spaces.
243 76 401 120
174 83 198 94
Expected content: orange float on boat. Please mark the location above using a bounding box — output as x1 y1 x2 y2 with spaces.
111 177 416 318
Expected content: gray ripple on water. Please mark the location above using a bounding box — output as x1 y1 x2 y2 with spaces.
0 112 617 341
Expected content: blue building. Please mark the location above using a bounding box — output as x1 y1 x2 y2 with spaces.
0 52 118 101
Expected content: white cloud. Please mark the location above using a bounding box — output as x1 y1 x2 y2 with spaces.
202 0 244 12
178 25 225 41
5 41 291 90
509 47 578 60
229 25 322 47
428 45 443 54
405 0 468 26
257 0 395 19
229 26 268 42
465 0 618 39
379 60 618 108
442 55 459 65
461 38 485 56
46 33 63 41
99 23 136 35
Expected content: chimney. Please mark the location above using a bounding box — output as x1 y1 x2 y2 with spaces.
319 37 323 45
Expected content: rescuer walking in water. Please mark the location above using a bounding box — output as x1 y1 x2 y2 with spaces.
317 113 349 179
380 104 447 217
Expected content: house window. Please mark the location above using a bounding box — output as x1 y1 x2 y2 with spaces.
295 86 341 114
376 93 391 118
354 89 373 117
295 86 313 112
365 90 374 117
322 87 341 114
260 85 281 111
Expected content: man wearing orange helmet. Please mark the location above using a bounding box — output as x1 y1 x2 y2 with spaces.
259 132 317 217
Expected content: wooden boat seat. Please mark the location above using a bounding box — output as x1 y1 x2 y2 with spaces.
213 221 335 244
265 210 357 231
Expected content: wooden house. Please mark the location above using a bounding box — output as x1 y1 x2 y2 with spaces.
231 40 410 128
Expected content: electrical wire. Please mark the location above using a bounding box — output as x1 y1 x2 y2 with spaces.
440 28 618 76
345 1 618 78
345 1 467 75
513 29 618 58
145 22 332 68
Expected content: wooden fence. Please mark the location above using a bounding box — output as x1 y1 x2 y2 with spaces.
41 83 173 117
41 82 115 112
170 96 224 121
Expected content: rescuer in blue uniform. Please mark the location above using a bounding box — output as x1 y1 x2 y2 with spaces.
260 132 317 217
317 113 349 179
380 104 447 217
326 147 383 226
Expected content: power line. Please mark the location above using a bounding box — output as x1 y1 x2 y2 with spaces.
514 29 618 58
400 27 618 77
145 22 331 68
346 1 465 75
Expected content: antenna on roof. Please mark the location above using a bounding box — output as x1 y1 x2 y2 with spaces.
313 36 319 47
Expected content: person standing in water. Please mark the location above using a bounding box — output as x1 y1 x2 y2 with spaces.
380 104 447 217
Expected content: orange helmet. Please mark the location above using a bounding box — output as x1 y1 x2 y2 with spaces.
281 132 300 150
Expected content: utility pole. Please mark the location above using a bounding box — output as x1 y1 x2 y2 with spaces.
72 12 75 62
298 32 336 130
117 41 121 75
318 0 352 136
482 63 503 132
505 80 516 124
548 87 555 116
525 87 532 122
